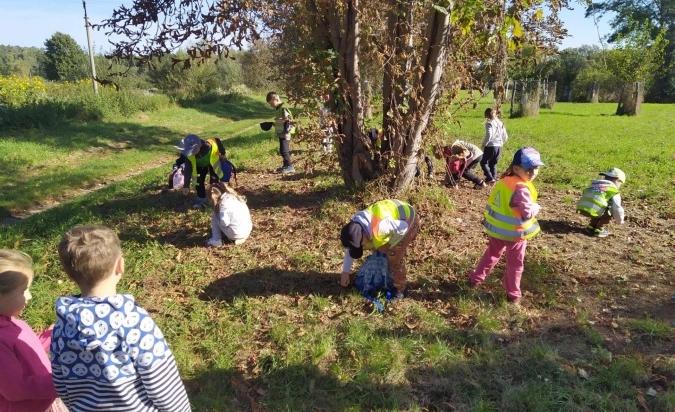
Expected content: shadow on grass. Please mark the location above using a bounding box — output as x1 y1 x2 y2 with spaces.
0 121 178 153
186 362 417 411
200 267 343 303
184 321 656 412
178 95 270 121
242 181 345 212
538 219 586 235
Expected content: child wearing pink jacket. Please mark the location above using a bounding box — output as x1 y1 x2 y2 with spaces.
467 147 544 304
0 249 66 412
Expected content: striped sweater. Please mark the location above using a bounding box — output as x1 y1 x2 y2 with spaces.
50 294 191 412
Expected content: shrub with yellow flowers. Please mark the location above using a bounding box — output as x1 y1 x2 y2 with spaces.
0 75 48 108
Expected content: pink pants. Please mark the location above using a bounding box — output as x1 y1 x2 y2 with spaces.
469 237 527 300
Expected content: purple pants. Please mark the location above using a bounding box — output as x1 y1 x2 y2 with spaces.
469 237 527 300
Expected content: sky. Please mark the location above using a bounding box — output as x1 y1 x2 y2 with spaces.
0 0 614 51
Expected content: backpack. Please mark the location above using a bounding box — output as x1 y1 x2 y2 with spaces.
220 159 238 184
354 251 394 311
169 165 185 189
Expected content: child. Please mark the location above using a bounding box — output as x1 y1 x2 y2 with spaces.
480 107 509 184
53 225 191 412
340 199 420 301
174 134 227 208
0 249 65 412
468 147 544 304
435 144 468 188
266 91 296 173
206 182 252 247
576 168 626 237
440 140 487 189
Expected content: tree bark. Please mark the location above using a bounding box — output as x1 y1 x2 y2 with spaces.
391 4 453 193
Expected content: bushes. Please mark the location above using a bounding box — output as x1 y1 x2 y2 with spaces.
0 75 172 128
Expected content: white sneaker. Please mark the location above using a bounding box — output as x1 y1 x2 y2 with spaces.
233 238 247 245
206 238 223 247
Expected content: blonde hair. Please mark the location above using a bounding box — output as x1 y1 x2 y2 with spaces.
58 225 121 290
0 249 33 295
450 144 469 159
208 182 246 212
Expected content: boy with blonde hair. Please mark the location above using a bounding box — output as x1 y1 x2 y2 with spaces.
53 225 191 412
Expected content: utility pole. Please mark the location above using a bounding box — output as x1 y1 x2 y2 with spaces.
82 0 98 94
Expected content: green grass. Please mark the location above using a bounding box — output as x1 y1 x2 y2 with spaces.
3 100 675 411
0 95 271 216
440 99 675 208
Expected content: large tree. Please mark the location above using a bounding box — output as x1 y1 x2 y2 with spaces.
43 32 88 82
587 0 675 102
97 0 566 193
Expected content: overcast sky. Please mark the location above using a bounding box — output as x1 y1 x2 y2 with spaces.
0 0 613 51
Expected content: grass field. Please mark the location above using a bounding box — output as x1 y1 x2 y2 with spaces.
1 98 675 411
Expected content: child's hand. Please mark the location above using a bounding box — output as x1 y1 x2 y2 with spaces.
340 272 351 287
182 188 190 196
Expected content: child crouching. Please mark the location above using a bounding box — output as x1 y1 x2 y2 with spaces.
576 168 626 237
206 182 252 247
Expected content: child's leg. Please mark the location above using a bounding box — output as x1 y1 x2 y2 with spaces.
503 240 527 301
480 148 495 181
387 216 420 292
469 237 506 284
196 167 208 199
592 210 612 229
210 213 223 241
462 157 484 184
280 137 292 167
488 146 501 179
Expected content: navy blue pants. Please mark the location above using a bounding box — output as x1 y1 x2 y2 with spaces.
480 146 502 182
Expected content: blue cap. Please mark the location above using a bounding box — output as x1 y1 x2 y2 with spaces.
174 134 202 156
512 147 545 169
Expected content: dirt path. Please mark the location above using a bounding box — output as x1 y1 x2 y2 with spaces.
1 157 173 225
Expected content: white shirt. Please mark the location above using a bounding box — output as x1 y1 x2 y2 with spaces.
214 194 252 240
341 217 409 273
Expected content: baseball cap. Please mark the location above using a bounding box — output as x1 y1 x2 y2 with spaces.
600 168 626 183
340 222 363 259
174 134 203 156
512 147 545 169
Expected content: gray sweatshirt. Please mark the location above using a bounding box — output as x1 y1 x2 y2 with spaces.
482 118 508 148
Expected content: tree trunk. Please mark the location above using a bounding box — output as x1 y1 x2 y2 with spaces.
391 4 453 193
616 82 643 116
328 0 367 186
492 0 507 117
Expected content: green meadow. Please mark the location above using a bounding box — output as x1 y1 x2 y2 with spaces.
1 98 675 411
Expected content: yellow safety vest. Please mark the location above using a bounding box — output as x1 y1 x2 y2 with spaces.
361 199 415 249
187 138 224 184
484 176 540 241
576 183 618 217
274 104 296 135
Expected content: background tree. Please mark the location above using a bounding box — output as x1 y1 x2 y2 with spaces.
587 0 675 102
43 32 88 82
97 0 567 193
0 45 45 77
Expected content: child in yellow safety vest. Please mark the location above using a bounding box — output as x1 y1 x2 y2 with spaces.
467 147 545 305
576 168 626 238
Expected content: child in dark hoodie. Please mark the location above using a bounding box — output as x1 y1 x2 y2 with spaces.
52 225 191 412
